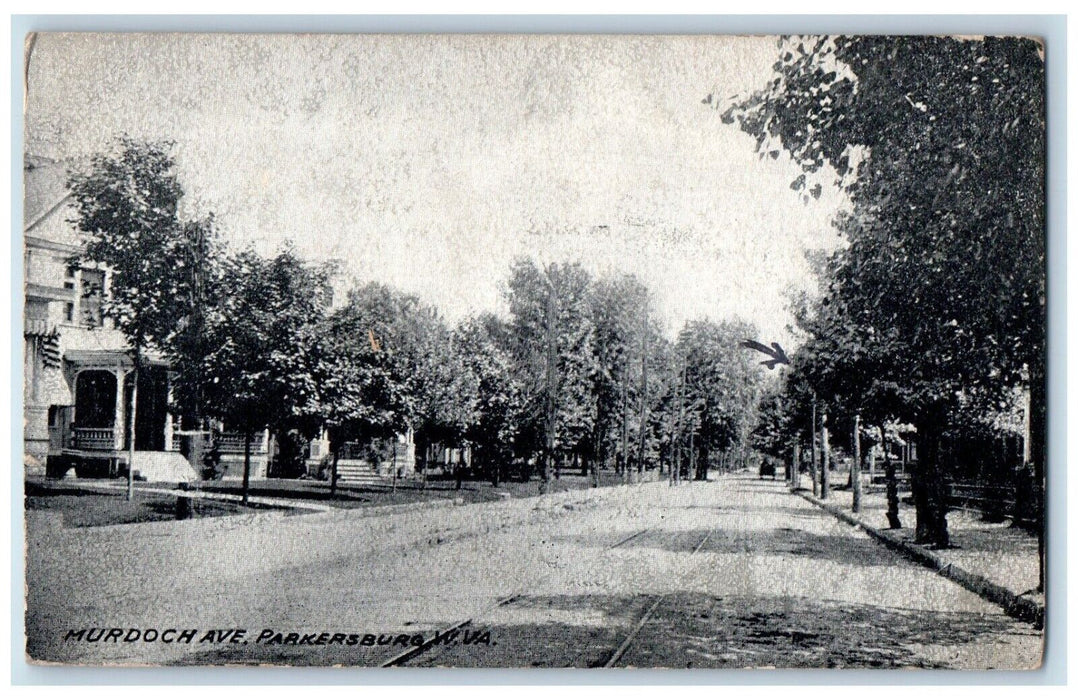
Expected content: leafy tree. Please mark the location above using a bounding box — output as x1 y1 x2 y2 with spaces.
201 247 332 503
753 389 792 466
312 283 442 494
164 216 223 438
409 308 479 487
721 36 1045 547
589 273 666 482
504 259 597 492
454 313 524 485
68 137 194 498
674 319 764 479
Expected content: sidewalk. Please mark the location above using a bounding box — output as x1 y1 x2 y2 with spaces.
63 472 659 520
69 479 338 512
793 483 1044 627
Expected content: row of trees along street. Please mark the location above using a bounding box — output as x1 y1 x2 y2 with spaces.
725 36 1045 587
63 36 1045 590
66 138 765 503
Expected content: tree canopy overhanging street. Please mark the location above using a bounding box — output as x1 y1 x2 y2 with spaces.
721 35 1045 553
36 34 1048 668
63 36 1045 551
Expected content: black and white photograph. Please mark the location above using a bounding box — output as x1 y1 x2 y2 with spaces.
21 31 1047 669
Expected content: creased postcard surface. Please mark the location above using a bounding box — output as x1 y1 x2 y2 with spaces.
23 33 1046 669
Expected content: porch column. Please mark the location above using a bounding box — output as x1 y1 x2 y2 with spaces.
111 369 127 450
164 380 175 451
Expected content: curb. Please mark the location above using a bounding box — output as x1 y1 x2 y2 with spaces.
793 489 1044 629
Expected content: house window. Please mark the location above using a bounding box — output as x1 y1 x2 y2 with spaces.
63 280 77 324
80 268 106 328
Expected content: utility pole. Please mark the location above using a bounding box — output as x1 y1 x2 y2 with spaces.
620 377 630 485
126 363 138 501
688 426 696 481
541 269 557 496
820 412 831 500
792 439 801 490
852 413 862 513
810 394 819 497
188 221 207 477
671 357 686 486
636 297 649 482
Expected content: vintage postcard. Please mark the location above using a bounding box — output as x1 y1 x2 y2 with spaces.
22 33 1046 669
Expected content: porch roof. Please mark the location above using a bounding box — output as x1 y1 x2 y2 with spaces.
65 349 169 371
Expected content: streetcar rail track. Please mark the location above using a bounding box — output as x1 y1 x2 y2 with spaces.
379 526 652 667
599 529 713 668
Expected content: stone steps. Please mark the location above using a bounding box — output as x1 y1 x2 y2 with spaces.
335 461 388 485
130 451 199 483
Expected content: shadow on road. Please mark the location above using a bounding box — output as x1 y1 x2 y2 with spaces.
550 527 903 567
946 526 1040 556
175 592 1033 668
627 591 1035 668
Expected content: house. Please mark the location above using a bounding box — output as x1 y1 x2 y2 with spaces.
22 154 269 483
304 430 417 484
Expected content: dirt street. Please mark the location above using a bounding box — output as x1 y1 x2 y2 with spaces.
25 475 1042 668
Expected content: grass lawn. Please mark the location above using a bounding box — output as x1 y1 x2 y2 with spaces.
176 469 654 509
25 480 290 528
25 469 658 527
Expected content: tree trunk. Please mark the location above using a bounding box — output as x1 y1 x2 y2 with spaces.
669 438 678 486
590 432 601 486
810 398 819 497
912 416 950 548
330 445 340 498
1028 366 1046 593
392 439 399 493
420 444 429 489
885 459 902 530
126 361 139 501
697 442 710 481
242 430 253 506
620 379 630 485
852 414 862 513
880 426 902 529
820 413 831 500
792 440 801 490
687 432 697 480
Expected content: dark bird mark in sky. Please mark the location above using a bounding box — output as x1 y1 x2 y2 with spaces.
739 339 790 370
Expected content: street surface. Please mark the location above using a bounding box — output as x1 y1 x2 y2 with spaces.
25 475 1042 668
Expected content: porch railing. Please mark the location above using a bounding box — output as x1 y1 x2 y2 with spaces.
217 432 266 455
72 427 115 452
171 431 212 453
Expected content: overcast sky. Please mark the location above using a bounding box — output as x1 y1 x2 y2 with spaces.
26 33 847 346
